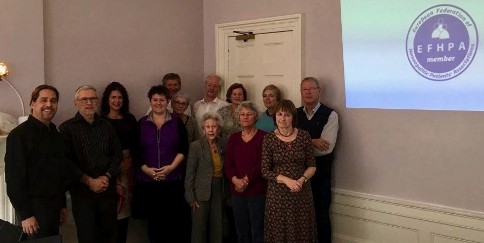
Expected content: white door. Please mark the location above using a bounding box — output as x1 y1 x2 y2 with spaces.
227 31 300 110
216 14 303 111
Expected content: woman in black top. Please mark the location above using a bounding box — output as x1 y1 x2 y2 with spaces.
101 81 138 243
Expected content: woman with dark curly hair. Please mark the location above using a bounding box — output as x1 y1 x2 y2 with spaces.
100 81 138 243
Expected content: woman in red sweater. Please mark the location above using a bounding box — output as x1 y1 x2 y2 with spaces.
224 101 267 243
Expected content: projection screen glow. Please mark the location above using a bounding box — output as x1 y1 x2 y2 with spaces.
341 0 483 111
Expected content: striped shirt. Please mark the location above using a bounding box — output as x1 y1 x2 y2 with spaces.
59 112 122 180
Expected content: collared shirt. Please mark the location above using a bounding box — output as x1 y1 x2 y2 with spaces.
193 97 228 131
59 112 122 180
5 115 78 220
301 103 339 156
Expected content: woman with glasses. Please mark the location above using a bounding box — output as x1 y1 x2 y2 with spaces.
59 85 123 243
134 85 190 243
172 92 200 143
100 81 138 243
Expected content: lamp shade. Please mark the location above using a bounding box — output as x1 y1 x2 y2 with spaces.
0 63 8 80
0 62 25 117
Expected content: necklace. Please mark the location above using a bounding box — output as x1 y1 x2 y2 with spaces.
277 127 294 137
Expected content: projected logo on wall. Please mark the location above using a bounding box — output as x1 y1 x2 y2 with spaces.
406 4 478 81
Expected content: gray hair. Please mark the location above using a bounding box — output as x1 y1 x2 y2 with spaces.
201 112 222 129
75 85 97 99
172 92 190 104
204 74 223 86
236 101 260 121
301 77 320 88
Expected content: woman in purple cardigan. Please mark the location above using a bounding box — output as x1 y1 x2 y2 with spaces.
134 85 190 243
225 101 268 243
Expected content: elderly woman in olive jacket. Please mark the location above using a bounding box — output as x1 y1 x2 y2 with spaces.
185 113 226 243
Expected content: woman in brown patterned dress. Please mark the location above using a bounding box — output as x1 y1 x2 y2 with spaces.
261 99 317 243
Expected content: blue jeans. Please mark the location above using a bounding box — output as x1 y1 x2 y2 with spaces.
231 195 266 243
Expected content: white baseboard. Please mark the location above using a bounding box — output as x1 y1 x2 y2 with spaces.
331 189 484 243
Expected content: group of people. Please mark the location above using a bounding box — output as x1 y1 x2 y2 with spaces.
4 73 339 243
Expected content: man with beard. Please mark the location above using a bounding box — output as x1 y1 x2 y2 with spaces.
6 85 78 240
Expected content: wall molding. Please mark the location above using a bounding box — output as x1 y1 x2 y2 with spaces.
332 189 484 243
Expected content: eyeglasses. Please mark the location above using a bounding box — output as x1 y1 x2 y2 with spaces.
77 97 99 104
174 101 188 106
301 87 319 92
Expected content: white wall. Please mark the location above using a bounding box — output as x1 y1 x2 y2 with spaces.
203 0 484 213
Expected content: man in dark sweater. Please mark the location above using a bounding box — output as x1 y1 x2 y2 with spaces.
297 77 339 243
59 85 122 243
6 85 78 239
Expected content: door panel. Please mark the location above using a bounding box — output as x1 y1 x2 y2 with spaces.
227 30 300 112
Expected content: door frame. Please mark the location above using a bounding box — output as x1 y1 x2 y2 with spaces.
215 14 303 101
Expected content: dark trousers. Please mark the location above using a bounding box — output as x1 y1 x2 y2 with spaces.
311 158 333 243
23 196 63 240
191 177 224 243
231 195 265 243
116 217 129 243
71 193 118 243
223 206 237 243
145 180 191 243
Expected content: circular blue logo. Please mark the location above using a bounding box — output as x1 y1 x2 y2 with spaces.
406 4 478 81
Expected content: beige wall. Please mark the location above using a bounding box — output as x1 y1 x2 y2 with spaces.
44 0 204 123
0 0 44 118
2 0 484 214
1 0 204 123
203 0 484 213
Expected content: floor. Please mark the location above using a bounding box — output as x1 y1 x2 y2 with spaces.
59 195 149 243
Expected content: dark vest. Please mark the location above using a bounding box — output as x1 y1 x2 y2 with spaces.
297 103 334 176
